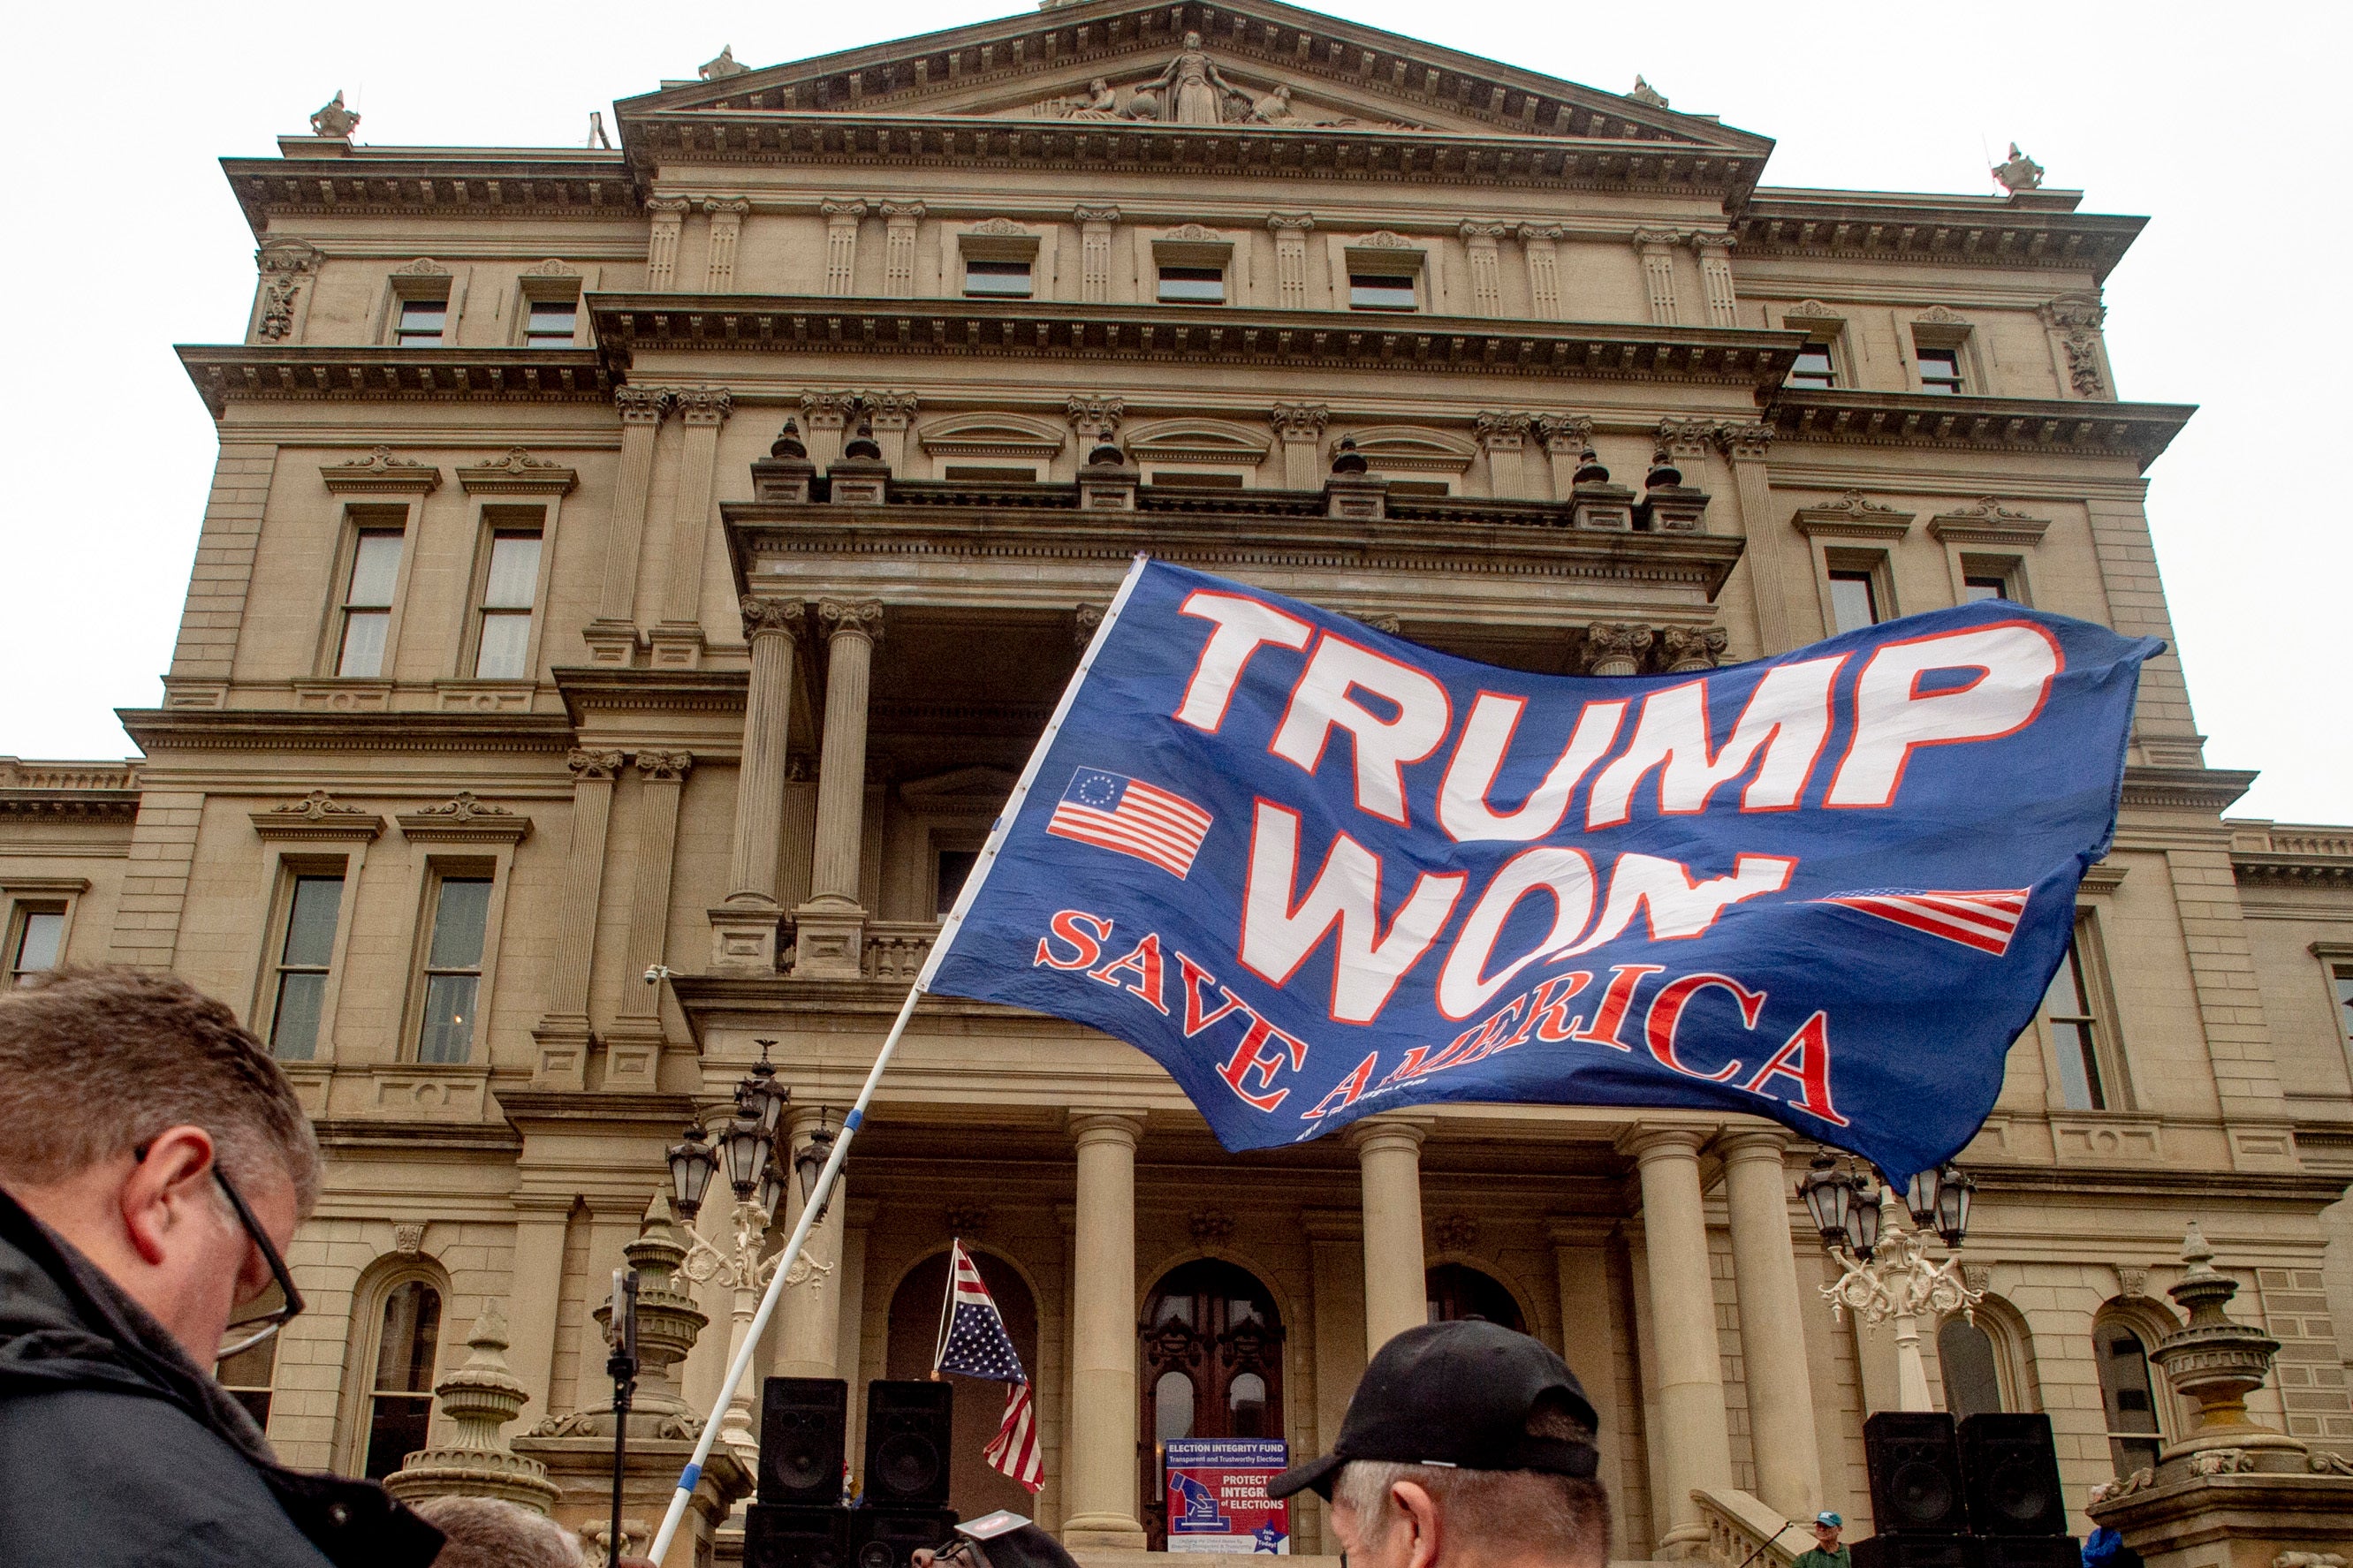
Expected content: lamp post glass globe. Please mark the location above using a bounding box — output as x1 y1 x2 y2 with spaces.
665 1125 718 1219
720 1116 772 1201
739 1046 790 1140
1799 1153 1855 1246
1846 1170 1884 1261
1933 1164 1974 1248
794 1112 839 1210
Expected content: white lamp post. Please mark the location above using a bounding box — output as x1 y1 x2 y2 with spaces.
1797 1153 1981 1412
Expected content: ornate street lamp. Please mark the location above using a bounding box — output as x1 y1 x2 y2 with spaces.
664 1125 718 1221
794 1108 839 1214
1800 1148 1981 1412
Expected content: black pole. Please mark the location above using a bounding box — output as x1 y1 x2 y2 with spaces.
606 1269 641 1568
1731 1521 1799 1568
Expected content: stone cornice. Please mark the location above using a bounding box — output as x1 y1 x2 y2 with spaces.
118 708 577 755
222 155 635 238
618 110 1765 199
552 666 750 726
179 345 614 420
2232 823 2353 885
2120 765 2258 814
0 790 140 821
1765 389 2193 473
592 294 1804 389
1737 191 2144 284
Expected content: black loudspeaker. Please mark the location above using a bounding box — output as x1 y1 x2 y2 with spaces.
862 1381 955 1509
850 1508 960 1568
1977 1540 2080 1568
761 1377 849 1505
744 1504 852 1568
1865 1411 1967 1534
1959 1413 2067 1537
1853 1538 1977 1568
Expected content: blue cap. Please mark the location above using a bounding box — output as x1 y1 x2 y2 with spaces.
1815 1512 1843 1528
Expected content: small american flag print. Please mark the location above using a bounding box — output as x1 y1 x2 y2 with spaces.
1817 889 2031 957
1044 768 1213 879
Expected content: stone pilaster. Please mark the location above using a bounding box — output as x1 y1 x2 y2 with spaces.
862 391 919 472
800 390 858 471
1350 1117 1428 1357
880 202 924 296
531 749 622 1090
793 598 883 978
1474 409 1535 497
1537 413 1593 501
604 749 690 1088
1633 228 1683 326
1714 421 1814 653
1062 1113 1147 1549
702 199 749 292
1271 403 1328 489
649 388 732 669
1460 220 1508 317
1075 205 1120 302
1691 231 1738 328
646 198 691 292
1268 213 1314 308
712 600 802 973
821 199 866 296
1518 223 1566 319
775 1106 848 1378
584 387 671 663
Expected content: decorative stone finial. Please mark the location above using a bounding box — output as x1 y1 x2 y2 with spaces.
842 420 884 462
1573 447 1611 486
1628 76 1669 108
1644 449 1684 490
309 91 361 139
700 45 748 81
2147 1221 2295 1459
383 1306 561 1511
1992 143 2045 194
1331 437 1369 475
770 419 807 460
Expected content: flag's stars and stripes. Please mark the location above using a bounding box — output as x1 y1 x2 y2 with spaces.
1044 768 1213 879
1817 889 2031 956
933 1239 1043 1492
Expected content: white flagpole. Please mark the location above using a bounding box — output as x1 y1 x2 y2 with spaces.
645 554 1151 1562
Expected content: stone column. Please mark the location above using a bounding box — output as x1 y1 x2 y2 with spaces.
1691 231 1738 328
793 599 883 978
1475 411 1534 498
880 202 924 296
505 1198 574 1424
585 387 671 663
649 388 732 669
1351 1117 1428 1357
529 749 622 1089
822 200 866 297
1460 221 1507 317
1718 1130 1822 1520
1714 422 1817 652
1271 403 1328 489
1519 223 1566 320
1076 205 1120 302
1625 1126 1733 1556
1633 230 1683 326
702 199 749 292
775 1106 848 1379
606 749 691 1087
647 197 691 291
712 600 801 972
1063 1113 1147 1550
864 392 919 473
1268 213 1315 308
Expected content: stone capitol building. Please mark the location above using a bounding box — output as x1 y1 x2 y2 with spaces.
6 1 2353 1560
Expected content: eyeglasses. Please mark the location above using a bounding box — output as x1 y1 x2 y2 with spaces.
213 1165 305 1359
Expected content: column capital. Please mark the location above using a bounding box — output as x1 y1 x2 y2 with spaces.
1660 625 1729 673
1073 602 1107 650
566 748 626 781
1712 1126 1792 1164
1266 211 1315 233
674 386 733 427
1270 401 1329 441
1475 409 1534 450
1066 393 1126 439
1459 219 1509 243
614 385 673 425
820 198 869 221
646 196 694 218
1631 226 1688 251
1075 203 1123 225
816 597 884 644
1713 421 1774 461
1616 1122 1712 1161
800 389 859 428
879 201 927 222
1534 413 1592 452
1066 1110 1144 1148
634 749 694 783
1583 621 1653 675
1689 229 1737 253
1345 1115 1429 1155
740 596 806 641
1516 223 1566 244
862 390 921 428
702 196 751 218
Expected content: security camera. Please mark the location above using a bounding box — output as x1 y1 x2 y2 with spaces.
643 964 675 987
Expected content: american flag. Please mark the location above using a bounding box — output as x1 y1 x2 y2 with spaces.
1818 889 2031 957
1045 768 1213 879
933 1241 1043 1493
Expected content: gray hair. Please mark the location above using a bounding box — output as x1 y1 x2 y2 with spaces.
0 967 321 1214
1332 1397 1608 1567
411 1496 582 1568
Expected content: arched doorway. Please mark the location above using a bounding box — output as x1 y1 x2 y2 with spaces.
1139 1259 1287 1548
885 1249 1041 1520
1425 1263 1527 1332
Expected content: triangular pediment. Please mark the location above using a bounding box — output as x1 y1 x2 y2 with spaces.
619 0 1769 153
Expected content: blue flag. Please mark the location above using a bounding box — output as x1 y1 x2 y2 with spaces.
924 559 2158 1180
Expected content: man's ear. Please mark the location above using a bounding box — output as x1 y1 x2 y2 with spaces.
1389 1481 1441 1568
119 1125 216 1267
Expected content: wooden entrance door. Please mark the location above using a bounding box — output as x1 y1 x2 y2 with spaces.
1139 1259 1286 1548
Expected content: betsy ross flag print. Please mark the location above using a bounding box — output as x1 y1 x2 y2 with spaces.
1045 768 1213 878
932 1241 1043 1493
1818 889 2032 956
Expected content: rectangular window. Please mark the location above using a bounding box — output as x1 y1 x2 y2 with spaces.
2333 965 2353 1052
1789 343 1838 389
268 875 345 1061
1158 265 1226 304
1827 570 1880 633
2046 935 2106 1110
472 530 543 680
1917 345 1965 394
1348 273 1418 312
962 259 1034 299
336 528 405 678
417 877 492 1064
523 299 577 346
9 907 65 984
395 297 449 347
1963 574 2011 602
936 850 980 918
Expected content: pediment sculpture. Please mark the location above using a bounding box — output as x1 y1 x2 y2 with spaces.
1024 34 1424 130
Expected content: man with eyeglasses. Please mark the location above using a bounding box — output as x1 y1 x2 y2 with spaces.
0 966 444 1567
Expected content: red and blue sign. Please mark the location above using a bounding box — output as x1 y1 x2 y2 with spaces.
925 559 2158 1180
1165 1438 1290 1554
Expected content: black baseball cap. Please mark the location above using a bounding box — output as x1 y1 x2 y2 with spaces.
1267 1320 1599 1502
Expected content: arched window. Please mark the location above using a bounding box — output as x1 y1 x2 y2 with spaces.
216 1327 279 1431
1140 1259 1286 1549
2092 1317 2164 1475
364 1279 442 1479
1939 1316 2004 1420
1426 1262 1527 1333
885 1249 1040 1521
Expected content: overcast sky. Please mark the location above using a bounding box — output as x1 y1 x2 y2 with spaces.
5 1 2342 822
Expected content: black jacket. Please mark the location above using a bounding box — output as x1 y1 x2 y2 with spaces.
0 1185 444 1568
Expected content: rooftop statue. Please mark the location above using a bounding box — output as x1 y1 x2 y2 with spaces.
1628 75 1669 108
1150 32 1244 125
1992 142 2046 193
700 44 748 81
308 91 360 139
